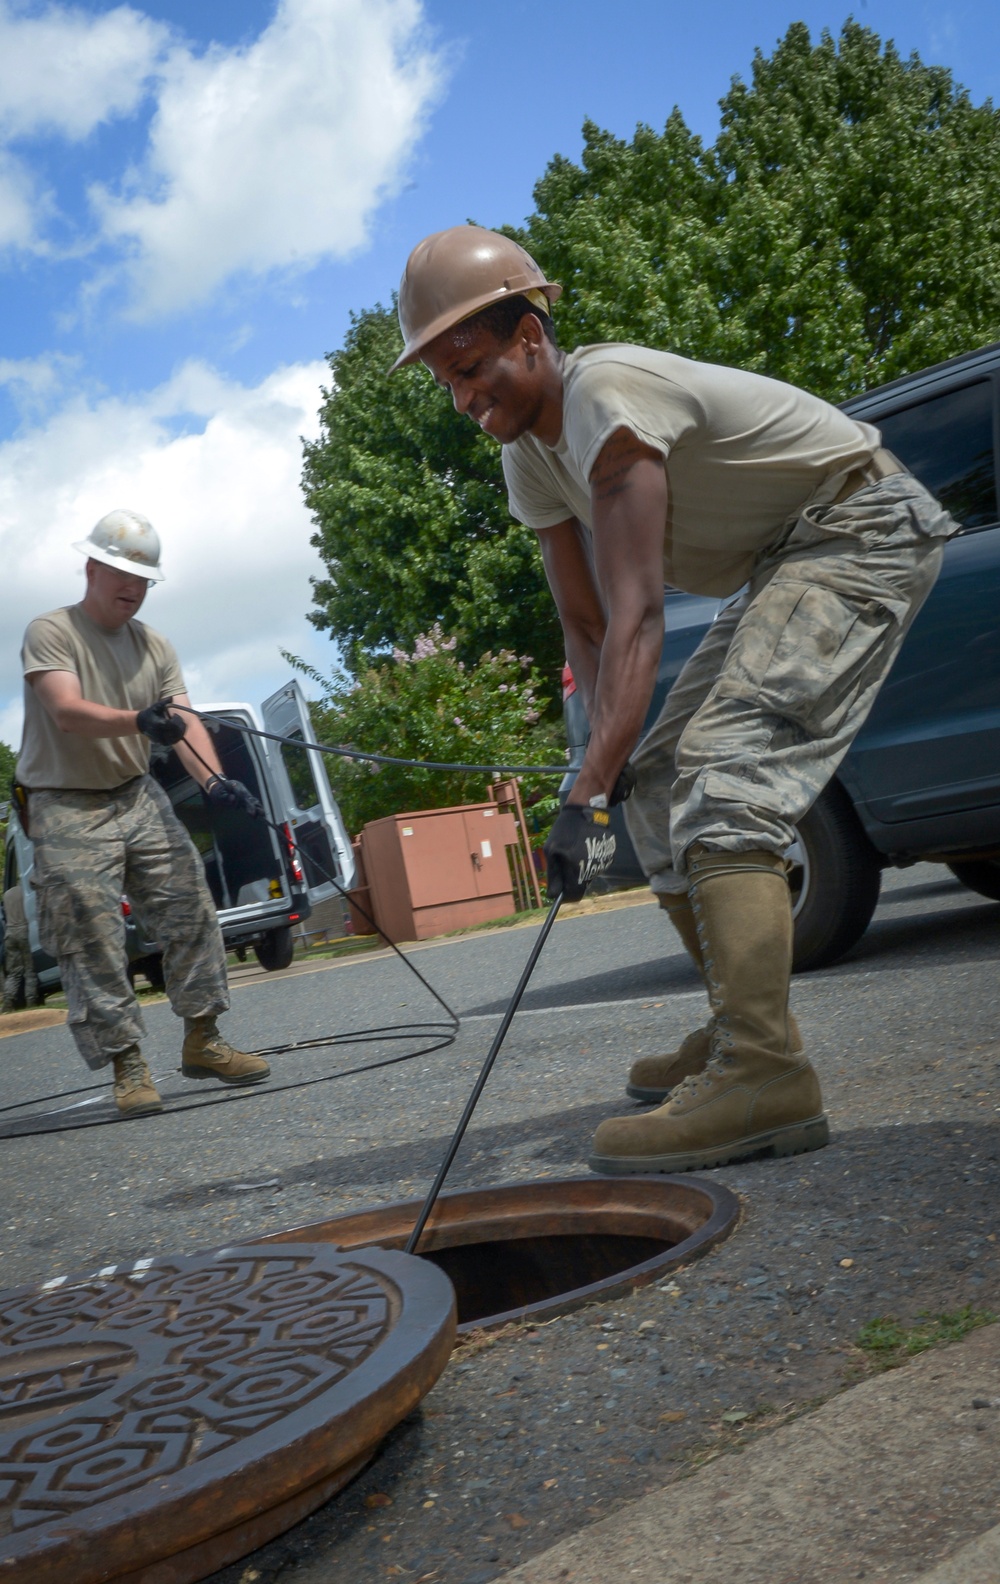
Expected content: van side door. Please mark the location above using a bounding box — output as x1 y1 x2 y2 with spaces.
260 681 356 901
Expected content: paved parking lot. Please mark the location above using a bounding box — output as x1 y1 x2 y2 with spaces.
1 864 998 1582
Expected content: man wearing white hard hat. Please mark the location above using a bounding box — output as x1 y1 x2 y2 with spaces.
14 510 270 1115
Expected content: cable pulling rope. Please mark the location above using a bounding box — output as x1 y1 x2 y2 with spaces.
172 703 570 777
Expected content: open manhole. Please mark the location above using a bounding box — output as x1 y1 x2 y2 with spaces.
258 1175 740 1332
0 1243 454 1584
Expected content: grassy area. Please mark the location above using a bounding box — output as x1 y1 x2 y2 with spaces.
856 1306 996 1370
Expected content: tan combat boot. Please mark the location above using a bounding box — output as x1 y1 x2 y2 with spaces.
113 1046 163 1116
627 891 804 1101
592 847 828 1173
181 1017 270 1084
627 893 714 1101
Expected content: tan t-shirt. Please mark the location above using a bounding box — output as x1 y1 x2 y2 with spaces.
3 886 26 933
17 605 186 790
502 344 882 596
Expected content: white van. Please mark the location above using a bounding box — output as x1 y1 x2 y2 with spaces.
2 680 354 998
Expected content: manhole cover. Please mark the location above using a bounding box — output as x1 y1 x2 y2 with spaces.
258 1175 740 1331
0 1243 455 1583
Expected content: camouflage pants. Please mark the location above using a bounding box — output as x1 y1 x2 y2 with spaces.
625 473 955 892
3 927 38 1009
30 776 229 1069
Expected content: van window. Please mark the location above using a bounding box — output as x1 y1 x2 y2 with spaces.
280 733 320 811
875 379 998 529
150 726 282 910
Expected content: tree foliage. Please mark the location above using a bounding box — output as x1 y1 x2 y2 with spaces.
0 742 15 799
304 22 1000 673
299 628 564 837
0 741 16 854
519 21 1000 394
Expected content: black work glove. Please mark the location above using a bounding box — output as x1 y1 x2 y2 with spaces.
204 775 263 819
544 804 617 903
137 700 186 745
609 762 636 806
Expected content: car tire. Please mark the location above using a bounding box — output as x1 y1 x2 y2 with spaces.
945 858 1000 901
788 782 883 972
253 926 295 972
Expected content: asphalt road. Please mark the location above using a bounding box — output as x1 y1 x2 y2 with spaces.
1 863 998 1582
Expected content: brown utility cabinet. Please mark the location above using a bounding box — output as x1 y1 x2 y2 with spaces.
361 803 518 941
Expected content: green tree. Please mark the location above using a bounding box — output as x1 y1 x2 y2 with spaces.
0 741 17 857
0 742 15 800
297 628 564 837
706 21 1000 394
304 22 1000 666
518 21 1000 396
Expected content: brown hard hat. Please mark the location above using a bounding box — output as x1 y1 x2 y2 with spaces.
390 224 562 372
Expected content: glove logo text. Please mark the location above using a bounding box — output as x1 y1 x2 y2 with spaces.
577 831 616 885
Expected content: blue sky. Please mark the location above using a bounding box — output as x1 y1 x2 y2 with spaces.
2 0 998 746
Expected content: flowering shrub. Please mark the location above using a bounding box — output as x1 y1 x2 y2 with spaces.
290 627 565 838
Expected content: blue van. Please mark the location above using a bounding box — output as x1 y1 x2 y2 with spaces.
563 341 1000 969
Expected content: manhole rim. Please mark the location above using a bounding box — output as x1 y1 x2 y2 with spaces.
257 1174 740 1333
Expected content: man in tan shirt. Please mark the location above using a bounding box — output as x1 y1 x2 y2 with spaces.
390 224 955 1176
16 509 270 1115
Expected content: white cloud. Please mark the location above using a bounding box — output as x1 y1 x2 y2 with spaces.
0 148 39 250
0 351 79 412
0 357 338 748
0 2 166 140
0 1 165 253
93 0 444 316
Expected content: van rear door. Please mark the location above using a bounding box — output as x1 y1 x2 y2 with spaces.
260 681 356 902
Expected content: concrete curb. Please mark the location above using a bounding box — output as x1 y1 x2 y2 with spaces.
497 1324 1000 1584
913 1522 1000 1583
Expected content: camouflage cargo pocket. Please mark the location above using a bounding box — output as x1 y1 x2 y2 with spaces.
715 572 910 738
34 880 116 958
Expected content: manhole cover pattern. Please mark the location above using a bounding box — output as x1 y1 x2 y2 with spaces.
0 1244 455 1583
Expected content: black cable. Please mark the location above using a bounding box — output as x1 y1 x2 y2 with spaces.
4 707 562 1141
171 702 569 777
2 746 464 1138
406 894 562 1254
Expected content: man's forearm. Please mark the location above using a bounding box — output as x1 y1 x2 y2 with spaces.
50 699 141 738
563 624 604 722
174 715 224 786
568 610 662 804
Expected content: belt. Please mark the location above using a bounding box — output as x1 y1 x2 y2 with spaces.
25 775 145 796
831 446 906 505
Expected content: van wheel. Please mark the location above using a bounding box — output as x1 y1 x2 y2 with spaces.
254 927 295 971
946 859 1000 901
788 782 882 972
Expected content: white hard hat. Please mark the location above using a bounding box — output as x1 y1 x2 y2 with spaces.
73 509 165 582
